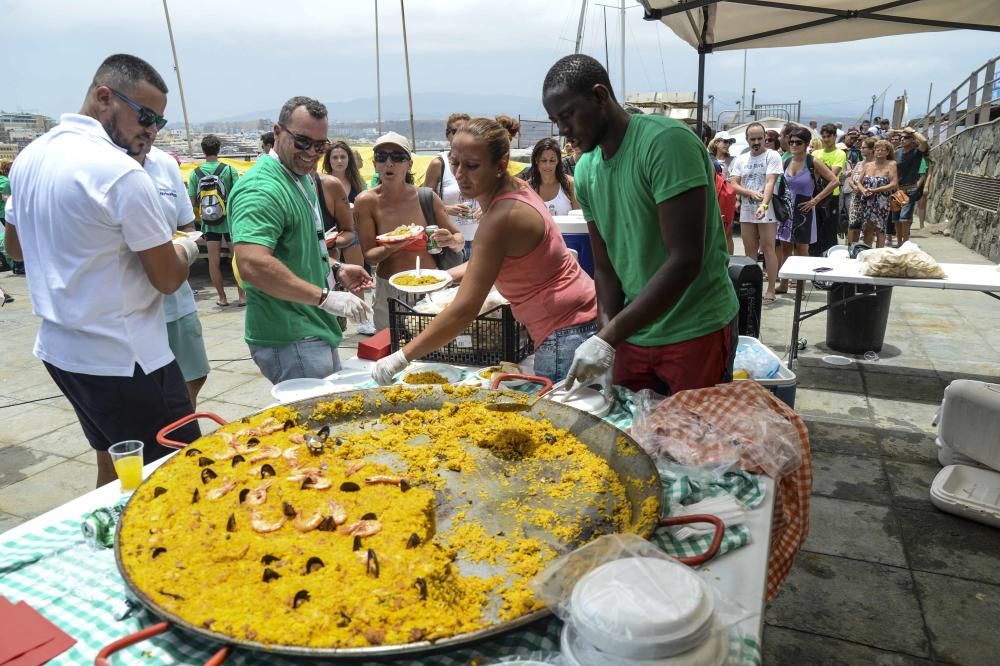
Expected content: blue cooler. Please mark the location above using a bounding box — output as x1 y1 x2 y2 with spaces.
555 216 595 277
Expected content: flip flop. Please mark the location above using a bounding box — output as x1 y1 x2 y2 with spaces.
237 302 246 307
216 301 231 307
763 296 777 305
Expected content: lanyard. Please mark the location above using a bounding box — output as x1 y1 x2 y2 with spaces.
271 156 328 261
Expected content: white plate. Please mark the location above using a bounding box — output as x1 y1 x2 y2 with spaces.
388 269 453 294
822 354 854 366
323 370 375 392
545 384 611 418
475 366 528 388
376 225 423 243
399 363 464 385
175 230 203 243
270 378 334 403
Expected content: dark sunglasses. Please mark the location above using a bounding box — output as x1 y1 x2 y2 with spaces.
445 127 458 137
110 89 167 130
373 150 410 163
788 139 805 146
279 125 330 153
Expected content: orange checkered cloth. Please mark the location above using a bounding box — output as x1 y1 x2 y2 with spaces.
639 380 812 600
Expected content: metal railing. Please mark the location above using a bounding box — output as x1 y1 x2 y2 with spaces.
515 117 558 150
915 56 998 147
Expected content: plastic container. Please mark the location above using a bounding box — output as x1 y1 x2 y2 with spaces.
930 465 1000 529
389 298 533 366
560 622 728 666
569 557 715 660
825 283 893 354
936 380 1000 470
734 336 797 408
562 233 595 277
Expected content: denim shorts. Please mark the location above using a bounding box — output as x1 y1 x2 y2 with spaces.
249 337 342 384
532 320 598 382
892 185 921 222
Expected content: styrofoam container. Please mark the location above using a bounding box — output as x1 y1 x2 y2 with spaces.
735 336 797 408
569 557 715 660
930 465 1000 529
936 380 1000 471
560 622 728 666
936 436 992 470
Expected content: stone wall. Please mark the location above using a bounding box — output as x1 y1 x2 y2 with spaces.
927 118 1000 262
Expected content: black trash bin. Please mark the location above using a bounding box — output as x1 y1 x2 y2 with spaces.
728 256 763 339
826 283 893 354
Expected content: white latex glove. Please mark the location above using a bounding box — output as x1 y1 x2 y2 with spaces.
372 350 408 386
564 335 615 391
172 236 200 266
319 290 373 324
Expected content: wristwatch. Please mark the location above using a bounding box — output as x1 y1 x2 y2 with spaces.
331 262 343 283
318 287 330 306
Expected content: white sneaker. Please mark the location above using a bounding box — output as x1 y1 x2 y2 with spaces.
357 320 376 336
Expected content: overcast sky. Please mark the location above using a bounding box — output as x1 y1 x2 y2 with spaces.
3 0 997 126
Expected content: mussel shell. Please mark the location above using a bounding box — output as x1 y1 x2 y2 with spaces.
317 516 336 532
406 533 421 549
184 448 202 457
246 437 260 449
352 535 362 552
192 488 200 504
305 557 324 574
283 419 296 431
261 554 280 565
316 425 330 442
339 481 360 492
415 577 427 600
282 502 297 518
226 514 236 532
366 549 379 578
262 568 281 583
198 457 215 467
151 547 167 559
260 464 276 478
361 512 377 521
238 488 249 504
292 590 311 608
231 454 245 467
153 486 167 498
200 468 218 483
399 479 411 492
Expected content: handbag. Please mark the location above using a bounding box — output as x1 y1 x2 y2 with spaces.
890 189 909 212
417 187 465 270
771 180 792 222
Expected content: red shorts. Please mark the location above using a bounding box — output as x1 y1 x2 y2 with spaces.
613 324 733 395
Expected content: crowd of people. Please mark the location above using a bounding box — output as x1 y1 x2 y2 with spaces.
9 49 934 490
708 117 931 303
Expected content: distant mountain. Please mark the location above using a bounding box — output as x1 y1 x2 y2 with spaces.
206 92 548 125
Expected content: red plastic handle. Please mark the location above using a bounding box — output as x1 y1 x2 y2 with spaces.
156 411 228 449
658 513 726 567
491 373 554 397
95 621 231 665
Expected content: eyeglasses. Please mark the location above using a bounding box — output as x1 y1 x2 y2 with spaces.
373 150 410 163
788 140 805 146
110 89 167 130
279 125 330 153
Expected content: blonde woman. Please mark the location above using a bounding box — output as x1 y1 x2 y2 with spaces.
856 140 898 248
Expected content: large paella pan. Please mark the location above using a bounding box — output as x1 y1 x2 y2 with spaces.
110 382 662 660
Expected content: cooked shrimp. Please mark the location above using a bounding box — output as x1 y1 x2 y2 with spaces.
286 433 307 446
245 480 273 506
249 446 282 463
206 479 236 500
328 499 348 526
301 475 331 490
341 519 381 538
293 510 325 532
250 511 286 533
364 475 410 487
258 417 284 434
344 460 366 477
282 446 300 467
217 432 236 447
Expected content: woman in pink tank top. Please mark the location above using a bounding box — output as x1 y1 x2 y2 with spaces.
372 117 598 384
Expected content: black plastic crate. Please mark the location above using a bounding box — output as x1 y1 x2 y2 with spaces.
388 298 533 366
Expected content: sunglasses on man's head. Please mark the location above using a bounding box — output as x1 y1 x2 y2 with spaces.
373 150 410 163
279 125 330 153
110 89 167 130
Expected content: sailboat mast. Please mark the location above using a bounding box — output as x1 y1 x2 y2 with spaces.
575 0 588 53
400 0 417 151
375 0 382 134
620 0 625 97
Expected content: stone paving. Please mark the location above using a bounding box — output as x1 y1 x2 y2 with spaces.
1 224 999 664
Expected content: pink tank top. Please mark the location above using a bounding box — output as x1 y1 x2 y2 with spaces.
491 185 597 345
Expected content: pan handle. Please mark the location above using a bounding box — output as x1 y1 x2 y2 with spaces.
94 621 232 665
491 373 554 396
658 514 726 567
156 412 228 449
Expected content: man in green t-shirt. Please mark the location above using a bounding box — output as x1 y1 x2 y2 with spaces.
230 96 373 384
542 55 738 395
187 134 244 307
812 123 847 256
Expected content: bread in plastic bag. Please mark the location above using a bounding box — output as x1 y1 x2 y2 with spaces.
530 534 755 665
630 384 803 479
858 241 946 279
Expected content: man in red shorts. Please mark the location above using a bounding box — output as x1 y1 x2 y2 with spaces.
543 55 738 395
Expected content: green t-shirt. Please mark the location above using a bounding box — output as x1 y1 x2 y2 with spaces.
0 175 9 221
574 115 738 347
187 160 239 234
918 157 928 175
229 155 343 350
814 147 847 196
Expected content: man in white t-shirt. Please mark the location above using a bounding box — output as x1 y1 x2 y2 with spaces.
729 122 782 302
140 144 211 408
3 54 202 487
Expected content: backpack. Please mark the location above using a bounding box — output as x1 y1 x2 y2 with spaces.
195 163 229 224
714 170 737 228
417 187 464 270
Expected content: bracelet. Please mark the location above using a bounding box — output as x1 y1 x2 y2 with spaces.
318 287 329 306
761 203 769 210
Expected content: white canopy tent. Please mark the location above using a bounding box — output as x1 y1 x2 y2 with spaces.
638 0 1000 129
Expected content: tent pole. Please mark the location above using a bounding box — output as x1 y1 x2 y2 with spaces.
375 0 382 135
160 0 192 157
400 0 417 152
696 49 705 134
575 0 588 53
620 0 626 97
